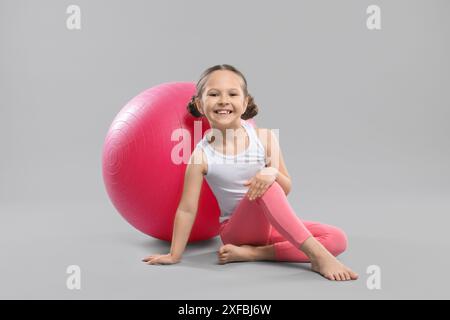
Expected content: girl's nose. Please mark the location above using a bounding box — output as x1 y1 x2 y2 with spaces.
219 96 230 105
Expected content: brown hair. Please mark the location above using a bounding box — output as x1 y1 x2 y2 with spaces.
187 64 258 120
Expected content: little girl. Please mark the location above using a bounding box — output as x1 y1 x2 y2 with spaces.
142 64 358 281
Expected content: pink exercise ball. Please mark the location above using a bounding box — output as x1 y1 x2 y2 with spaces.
102 82 221 242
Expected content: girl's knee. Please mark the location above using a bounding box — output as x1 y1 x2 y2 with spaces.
330 227 348 256
268 181 284 194
257 181 285 203
333 227 348 256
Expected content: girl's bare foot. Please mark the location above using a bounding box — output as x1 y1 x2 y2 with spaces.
218 240 358 281
218 244 257 264
310 253 359 281
301 237 359 281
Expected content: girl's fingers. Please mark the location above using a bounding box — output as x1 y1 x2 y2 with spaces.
248 180 272 200
142 256 154 262
249 183 259 199
255 186 267 199
247 183 256 199
143 255 164 264
254 183 266 199
248 186 255 199
245 180 255 199
257 183 265 195
251 187 259 199
254 184 267 199
255 182 264 195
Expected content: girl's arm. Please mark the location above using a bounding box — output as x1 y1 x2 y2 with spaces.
142 149 205 265
258 128 292 195
169 148 206 261
268 129 292 195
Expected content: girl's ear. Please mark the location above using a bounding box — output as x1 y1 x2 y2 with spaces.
195 98 204 116
243 95 250 112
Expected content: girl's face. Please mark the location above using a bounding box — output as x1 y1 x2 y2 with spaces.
195 70 249 128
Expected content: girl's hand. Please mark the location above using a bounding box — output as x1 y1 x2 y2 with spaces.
243 167 279 201
141 253 180 265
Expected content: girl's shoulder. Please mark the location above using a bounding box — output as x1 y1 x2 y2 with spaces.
254 127 280 154
254 127 269 135
254 127 271 147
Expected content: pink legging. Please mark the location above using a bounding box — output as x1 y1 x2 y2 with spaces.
219 182 348 262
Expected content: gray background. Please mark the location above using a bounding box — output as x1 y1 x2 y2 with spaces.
1 0 449 299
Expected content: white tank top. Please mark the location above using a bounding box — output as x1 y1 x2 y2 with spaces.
195 120 267 222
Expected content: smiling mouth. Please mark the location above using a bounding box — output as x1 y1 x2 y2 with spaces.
214 110 233 114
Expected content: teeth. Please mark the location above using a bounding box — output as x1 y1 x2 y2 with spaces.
216 110 232 114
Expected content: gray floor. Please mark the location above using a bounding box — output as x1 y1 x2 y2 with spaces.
2 190 449 300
